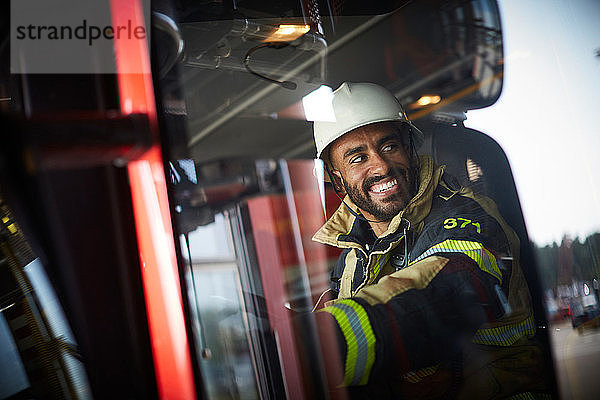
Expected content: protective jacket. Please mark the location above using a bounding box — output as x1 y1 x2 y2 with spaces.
312 156 549 399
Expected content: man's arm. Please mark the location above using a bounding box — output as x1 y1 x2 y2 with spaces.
315 252 504 386
315 194 513 386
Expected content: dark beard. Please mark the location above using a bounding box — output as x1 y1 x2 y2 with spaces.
343 168 413 221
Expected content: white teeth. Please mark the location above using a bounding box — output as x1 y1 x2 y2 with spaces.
371 179 397 193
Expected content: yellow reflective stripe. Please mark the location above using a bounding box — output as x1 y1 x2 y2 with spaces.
324 306 357 384
320 299 376 385
413 239 502 283
473 315 536 346
370 252 391 284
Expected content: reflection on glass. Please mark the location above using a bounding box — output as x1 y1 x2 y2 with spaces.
153 0 568 398
0 205 91 399
194 267 258 400
535 234 600 329
181 215 259 400
24 259 76 342
180 214 235 261
465 1 600 398
533 232 600 400
0 313 29 398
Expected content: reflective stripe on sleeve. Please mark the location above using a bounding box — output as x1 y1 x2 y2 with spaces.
473 315 536 346
319 299 376 385
413 239 502 283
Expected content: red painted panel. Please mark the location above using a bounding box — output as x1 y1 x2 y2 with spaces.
110 1 196 398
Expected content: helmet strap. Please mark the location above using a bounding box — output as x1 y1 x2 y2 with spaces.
405 126 421 195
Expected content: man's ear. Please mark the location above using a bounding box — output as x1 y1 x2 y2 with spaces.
331 170 346 195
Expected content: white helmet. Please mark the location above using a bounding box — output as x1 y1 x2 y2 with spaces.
313 82 424 161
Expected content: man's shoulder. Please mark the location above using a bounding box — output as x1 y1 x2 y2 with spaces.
416 177 511 257
429 177 484 215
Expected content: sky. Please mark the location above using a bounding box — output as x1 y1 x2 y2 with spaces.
465 0 600 245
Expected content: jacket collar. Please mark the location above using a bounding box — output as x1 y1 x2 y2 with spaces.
312 156 445 249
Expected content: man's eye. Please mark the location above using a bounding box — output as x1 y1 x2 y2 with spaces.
350 155 365 164
382 143 398 152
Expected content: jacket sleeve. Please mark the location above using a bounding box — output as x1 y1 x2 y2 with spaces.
316 197 512 386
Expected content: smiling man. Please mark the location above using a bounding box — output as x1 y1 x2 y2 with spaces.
311 83 549 399
328 121 415 235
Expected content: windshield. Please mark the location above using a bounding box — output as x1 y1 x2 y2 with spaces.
151 0 598 399
466 2 600 398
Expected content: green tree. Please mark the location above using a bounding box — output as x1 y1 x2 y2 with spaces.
533 241 559 291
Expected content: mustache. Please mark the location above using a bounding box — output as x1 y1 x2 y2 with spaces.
362 168 409 192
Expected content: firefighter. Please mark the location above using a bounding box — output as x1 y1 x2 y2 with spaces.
312 82 549 398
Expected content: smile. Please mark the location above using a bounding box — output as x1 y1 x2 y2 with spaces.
369 178 398 194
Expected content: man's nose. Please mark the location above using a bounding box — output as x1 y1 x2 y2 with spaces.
367 152 390 176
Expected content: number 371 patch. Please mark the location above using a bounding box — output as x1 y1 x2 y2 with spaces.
443 217 481 233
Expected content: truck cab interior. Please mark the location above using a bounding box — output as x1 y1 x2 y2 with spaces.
0 0 572 398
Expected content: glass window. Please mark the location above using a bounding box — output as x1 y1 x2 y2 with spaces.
150 0 600 398
465 1 600 398
179 212 260 399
